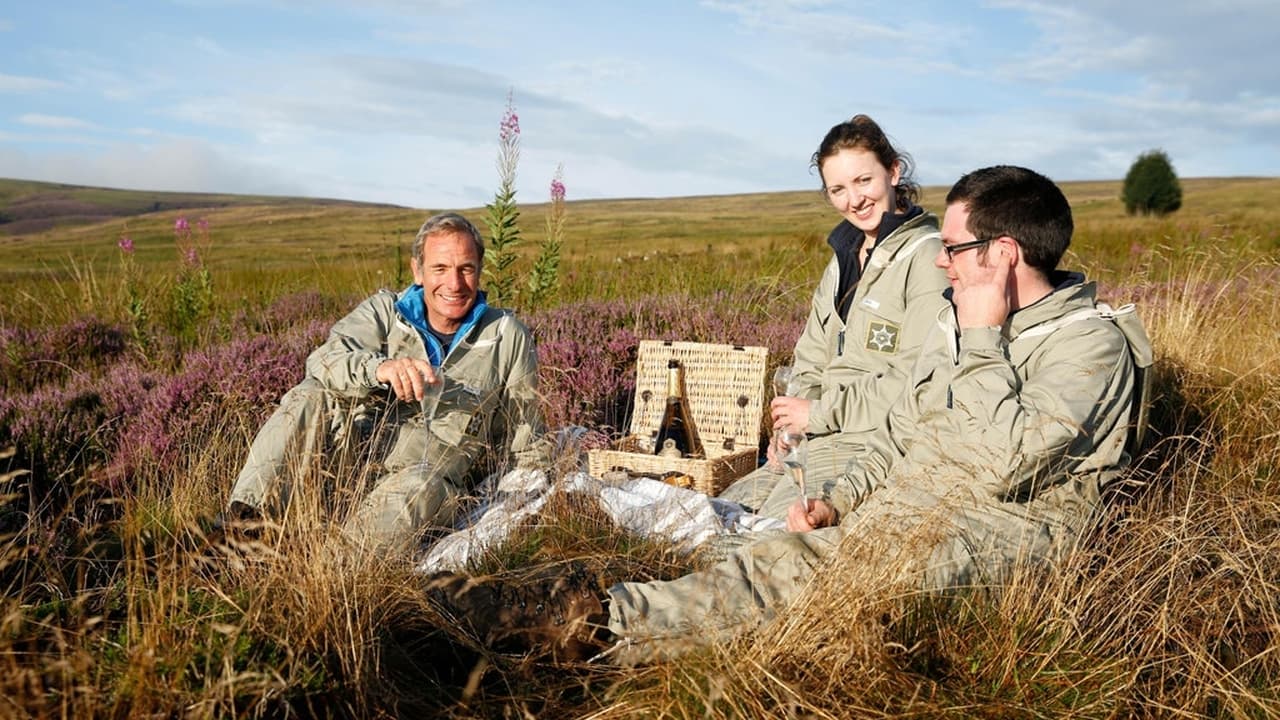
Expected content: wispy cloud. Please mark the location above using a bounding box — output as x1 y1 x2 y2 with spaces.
0 138 305 197
991 1 1280 103
0 72 63 92
18 113 96 129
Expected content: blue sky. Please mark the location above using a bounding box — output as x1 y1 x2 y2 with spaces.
1 1 1277 209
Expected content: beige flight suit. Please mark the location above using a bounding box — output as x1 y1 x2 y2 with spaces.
228 289 545 554
718 211 950 518
607 276 1146 664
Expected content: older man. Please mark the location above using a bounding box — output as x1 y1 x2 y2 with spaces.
429 166 1150 663
219 212 545 555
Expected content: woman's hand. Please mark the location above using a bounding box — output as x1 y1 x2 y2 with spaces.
770 396 812 435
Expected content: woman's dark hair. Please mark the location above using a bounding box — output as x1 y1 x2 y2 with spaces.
811 114 919 211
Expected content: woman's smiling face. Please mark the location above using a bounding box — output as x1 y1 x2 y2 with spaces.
819 147 901 241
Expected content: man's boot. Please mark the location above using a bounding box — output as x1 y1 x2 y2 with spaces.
425 561 611 662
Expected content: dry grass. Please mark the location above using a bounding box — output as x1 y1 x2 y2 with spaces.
2 181 1279 716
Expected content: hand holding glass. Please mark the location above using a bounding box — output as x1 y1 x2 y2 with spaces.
768 365 796 473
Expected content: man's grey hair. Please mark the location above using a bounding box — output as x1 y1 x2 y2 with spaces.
411 212 485 270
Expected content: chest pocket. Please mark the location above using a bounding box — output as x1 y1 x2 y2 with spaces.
433 380 501 446
853 291 907 356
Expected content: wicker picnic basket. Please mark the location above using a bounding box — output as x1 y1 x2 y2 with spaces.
587 340 768 496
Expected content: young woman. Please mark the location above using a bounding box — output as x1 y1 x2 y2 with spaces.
720 114 951 519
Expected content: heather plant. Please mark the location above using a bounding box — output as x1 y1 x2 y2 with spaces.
0 315 130 394
526 287 804 431
106 318 327 485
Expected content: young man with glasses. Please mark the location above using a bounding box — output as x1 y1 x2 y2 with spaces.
428 166 1150 664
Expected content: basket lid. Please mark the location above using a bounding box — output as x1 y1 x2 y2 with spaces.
628 340 768 459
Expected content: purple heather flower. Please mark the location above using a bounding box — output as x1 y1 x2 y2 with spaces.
174 216 190 234
118 236 135 254
550 178 566 203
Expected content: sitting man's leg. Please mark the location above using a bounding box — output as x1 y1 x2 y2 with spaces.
605 524 844 663
228 378 340 518
342 426 476 556
426 476 1095 664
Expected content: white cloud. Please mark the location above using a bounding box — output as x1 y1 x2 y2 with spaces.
18 113 96 129
991 1 1280 104
0 139 306 199
0 72 62 92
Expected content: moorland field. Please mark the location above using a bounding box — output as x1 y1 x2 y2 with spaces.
1 175 1279 717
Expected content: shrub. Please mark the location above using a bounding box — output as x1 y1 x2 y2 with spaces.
1122 149 1183 216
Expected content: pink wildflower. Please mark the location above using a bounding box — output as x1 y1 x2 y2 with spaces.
499 96 520 142
550 178 566 203
174 216 189 234
196 218 209 233
118 236 134 254
183 246 199 267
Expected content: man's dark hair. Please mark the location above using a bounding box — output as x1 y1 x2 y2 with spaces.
945 165 1073 275
412 212 485 270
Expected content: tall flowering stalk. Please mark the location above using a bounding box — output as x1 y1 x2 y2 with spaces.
482 92 522 307
171 215 214 341
116 230 149 348
526 165 566 309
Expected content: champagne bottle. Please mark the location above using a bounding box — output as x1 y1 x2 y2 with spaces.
653 359 703 458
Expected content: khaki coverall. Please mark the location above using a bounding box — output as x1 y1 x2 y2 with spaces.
718 210 949 519
607 275 1145 663
228 288 545 553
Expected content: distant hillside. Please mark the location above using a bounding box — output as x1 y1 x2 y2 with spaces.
0 178 404 236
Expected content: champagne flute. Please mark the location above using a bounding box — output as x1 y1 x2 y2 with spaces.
768 365 795 472
772 365 794 397
775 428 806 500
420 364 444 423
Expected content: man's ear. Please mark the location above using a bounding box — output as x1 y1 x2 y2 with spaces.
996 236 1019 267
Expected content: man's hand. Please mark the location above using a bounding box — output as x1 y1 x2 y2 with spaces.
787 498 837 532
952 242 1014 330
770 396 811 436
376 358 440 402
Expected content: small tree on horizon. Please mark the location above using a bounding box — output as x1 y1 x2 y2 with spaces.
1122 149 1183 216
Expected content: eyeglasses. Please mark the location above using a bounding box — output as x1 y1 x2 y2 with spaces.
942 237 992 260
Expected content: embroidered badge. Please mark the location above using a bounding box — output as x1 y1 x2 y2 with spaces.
865 321 900 353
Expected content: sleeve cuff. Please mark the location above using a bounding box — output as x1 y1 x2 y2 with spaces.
958 325 1004 353
363 354 388 387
